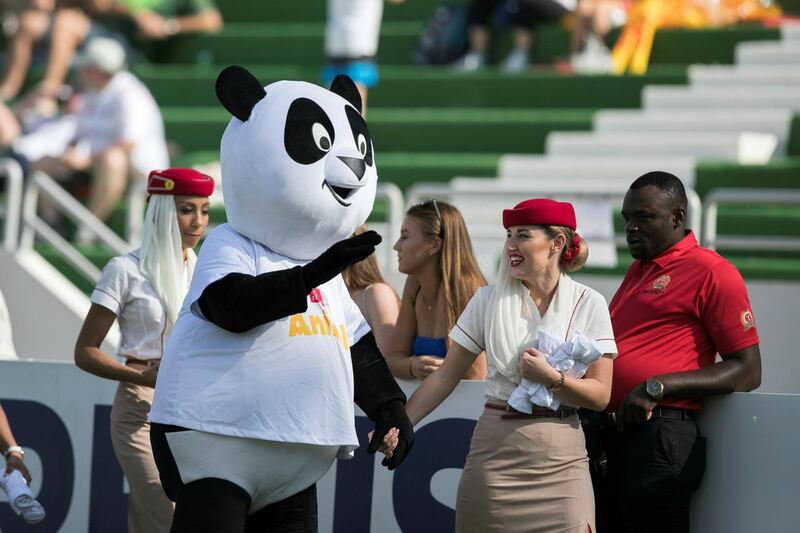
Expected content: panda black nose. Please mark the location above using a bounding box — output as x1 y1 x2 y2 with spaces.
337 156 366 181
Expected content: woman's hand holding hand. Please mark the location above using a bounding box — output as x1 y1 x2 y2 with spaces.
409 355 443 380
517 347 560 385
367 427 400 460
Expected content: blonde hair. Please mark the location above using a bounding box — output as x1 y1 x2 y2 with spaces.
543 225 589 273
406 200 486 336
344 225 388 290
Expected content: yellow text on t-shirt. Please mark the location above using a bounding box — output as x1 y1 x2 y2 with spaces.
288 313 349 350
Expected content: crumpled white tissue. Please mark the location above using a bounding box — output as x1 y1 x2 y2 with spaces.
508 330 603 413
1 468 46 524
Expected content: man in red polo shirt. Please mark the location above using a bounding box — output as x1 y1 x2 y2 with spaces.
590 171 762 533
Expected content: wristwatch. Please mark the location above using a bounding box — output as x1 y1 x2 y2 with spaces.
645 378 665 403
4 445 24 459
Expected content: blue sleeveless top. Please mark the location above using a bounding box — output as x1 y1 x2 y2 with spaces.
412 336 447 358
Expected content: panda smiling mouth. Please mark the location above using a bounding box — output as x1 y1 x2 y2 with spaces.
322 180 354 207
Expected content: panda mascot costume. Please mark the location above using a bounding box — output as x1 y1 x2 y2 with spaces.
149 66 414 532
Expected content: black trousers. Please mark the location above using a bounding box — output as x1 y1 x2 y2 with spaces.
581 410 707 533
150 423 319 533
468 0 568 28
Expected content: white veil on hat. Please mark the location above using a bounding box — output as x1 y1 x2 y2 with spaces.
486 259 536 384
139 195 195 324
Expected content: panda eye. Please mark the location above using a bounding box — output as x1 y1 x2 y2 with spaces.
357 134 367 157
312 122 332 152
285 97 336 165
345 105 373 167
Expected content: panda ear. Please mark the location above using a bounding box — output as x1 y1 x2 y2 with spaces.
215 65 266 122
330 75 362 114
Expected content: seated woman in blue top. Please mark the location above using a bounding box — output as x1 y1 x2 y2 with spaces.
387 200 487 380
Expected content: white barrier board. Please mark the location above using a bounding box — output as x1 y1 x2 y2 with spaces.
0 361 797 532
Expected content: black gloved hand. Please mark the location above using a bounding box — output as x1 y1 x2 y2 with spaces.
367 400 415 470
301 230 382 290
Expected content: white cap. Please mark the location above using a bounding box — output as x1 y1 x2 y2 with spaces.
76 37 127 75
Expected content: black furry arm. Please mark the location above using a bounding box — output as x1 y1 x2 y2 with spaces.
353 331 415 469
198 267 309 333
351 331 406 416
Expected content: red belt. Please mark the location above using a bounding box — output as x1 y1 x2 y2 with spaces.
485 400 577 420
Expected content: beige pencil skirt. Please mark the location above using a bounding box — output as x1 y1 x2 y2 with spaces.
455 406 595 533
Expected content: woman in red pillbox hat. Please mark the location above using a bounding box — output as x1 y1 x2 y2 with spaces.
74 167 214 533
400 197 618 532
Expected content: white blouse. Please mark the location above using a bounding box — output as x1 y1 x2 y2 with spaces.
91 251 171 361
450 274 617 401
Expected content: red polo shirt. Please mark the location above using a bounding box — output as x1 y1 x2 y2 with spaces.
608 232 759 411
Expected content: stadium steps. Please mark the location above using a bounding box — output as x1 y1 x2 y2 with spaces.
171 150 504 191
688 64 800 86
497 155 698 183
148 23 781 67
642 86 800 110
134 64 688 109
580 252 800 280
216 0 443 24
735 40 800 65
524 24 800 187
592 109 793 137
546 132 744 158
162 107 595 153
693 158 800 197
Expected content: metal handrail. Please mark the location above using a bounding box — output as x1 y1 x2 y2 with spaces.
126 178 147 245
405 183 450 210
702 188 800 251
0 157 23 251
376 182 404 270
406 180 703 242
20 171 130 284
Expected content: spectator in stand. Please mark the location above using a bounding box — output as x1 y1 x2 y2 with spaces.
31 0 222 106
455 0 574 72
343 224 401 357
323 0 403 112
0 0 61 103
30 36 168 231
585 172 762 533
75 168 214 533
569 0 628 74
386 200 487 380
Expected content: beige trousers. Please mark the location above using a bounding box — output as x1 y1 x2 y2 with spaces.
110 376 174 533
456 407 595 533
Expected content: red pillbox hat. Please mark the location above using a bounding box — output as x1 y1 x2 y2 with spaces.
147 168 215 197
503 198 576 230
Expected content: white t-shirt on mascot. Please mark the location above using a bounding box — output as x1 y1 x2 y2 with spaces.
151 225 370 454
150 73 379 458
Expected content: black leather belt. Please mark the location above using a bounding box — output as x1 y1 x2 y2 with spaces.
580 407 697 427
486 400 577 419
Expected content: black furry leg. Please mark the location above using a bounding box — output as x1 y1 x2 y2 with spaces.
244 484 318 533
170 478 251 533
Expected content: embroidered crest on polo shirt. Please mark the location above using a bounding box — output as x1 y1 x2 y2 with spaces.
646 275 671 294
740 309 755 332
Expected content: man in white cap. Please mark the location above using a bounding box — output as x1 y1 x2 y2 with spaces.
31 36 169 227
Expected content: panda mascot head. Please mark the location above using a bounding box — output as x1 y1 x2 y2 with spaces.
216 66 377 260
